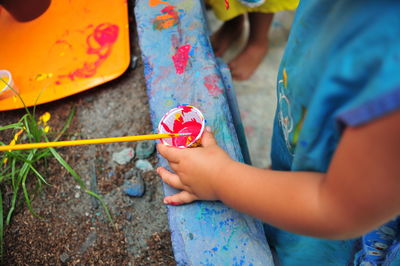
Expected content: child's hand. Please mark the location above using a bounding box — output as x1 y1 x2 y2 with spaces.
156 126 233 205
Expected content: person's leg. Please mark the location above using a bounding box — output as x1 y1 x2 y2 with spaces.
211 14 245 57
229 12 273 81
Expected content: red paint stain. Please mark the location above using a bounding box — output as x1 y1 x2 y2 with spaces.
168 201 182 206
204 74 223 97
181 105 193 114
152 5 179 30
59 23 119 81
172 45 191 74
225 0 230 9
55 39 73 49
161 108 202 147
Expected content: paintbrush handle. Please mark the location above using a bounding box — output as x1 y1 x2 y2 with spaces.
0 133 182 151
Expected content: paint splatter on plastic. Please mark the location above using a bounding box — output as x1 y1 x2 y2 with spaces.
59 23 119 81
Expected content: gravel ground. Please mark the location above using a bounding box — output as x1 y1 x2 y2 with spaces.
0 7 175 264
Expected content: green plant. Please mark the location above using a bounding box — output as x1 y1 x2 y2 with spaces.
0 80 112 261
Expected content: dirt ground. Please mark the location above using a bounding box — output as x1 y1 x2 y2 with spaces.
0 3 175 264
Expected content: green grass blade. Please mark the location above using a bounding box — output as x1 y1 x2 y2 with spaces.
0 187 4 261
21 173 41 219
84 189 113 224
48 147 86 188
54 106 76 142
49 147 113 223
0 123 22 131
29 165 49 185
6 151 35 224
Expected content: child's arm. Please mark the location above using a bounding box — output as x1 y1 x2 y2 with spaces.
157 111 400 239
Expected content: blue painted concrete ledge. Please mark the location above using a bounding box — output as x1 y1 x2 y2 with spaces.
135 0 274 264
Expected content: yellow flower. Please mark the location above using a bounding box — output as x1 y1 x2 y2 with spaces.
39 112 51 124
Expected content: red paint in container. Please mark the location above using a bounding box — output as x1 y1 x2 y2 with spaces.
158 106 205 148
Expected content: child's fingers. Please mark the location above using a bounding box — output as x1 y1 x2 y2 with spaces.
201 126 217 147
157 143 181 163
163 191 198 205
157 166 188 190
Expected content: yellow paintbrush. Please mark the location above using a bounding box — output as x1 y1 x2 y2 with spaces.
0 132 190 151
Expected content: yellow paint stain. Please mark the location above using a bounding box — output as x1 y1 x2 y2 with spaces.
174 112 182 120
35 73 54 81
165 99 174 107
149 0 169 6
283 68 288 89
179 0 195 10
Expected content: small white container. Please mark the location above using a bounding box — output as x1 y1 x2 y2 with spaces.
158 105 205 148
0 70 18 99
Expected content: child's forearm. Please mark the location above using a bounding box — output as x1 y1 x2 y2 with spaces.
214 112 400 239
214 161 390 240
214 162 330 237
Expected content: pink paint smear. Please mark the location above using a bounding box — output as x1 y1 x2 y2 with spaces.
204 74 223 97
172 44 191 74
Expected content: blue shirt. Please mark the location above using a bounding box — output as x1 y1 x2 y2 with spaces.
267 0 400 265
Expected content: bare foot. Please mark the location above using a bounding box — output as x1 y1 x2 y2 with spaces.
229 12 273 81
228 41 268 81
211 15 245 57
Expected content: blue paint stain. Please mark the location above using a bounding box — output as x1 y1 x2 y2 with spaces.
189 47 195 57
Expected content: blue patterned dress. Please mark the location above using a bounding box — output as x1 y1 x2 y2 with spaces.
267 0 400 265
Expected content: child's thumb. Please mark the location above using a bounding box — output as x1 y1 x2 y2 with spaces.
201 126 217 147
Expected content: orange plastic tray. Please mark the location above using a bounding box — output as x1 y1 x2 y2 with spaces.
0 0 130 111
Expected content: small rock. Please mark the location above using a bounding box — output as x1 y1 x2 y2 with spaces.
60 252 70 263
122 172 145 197
135 159 153 172
112 148 135 165
130 55 138 70
136 140 156 159
123 180 144 197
